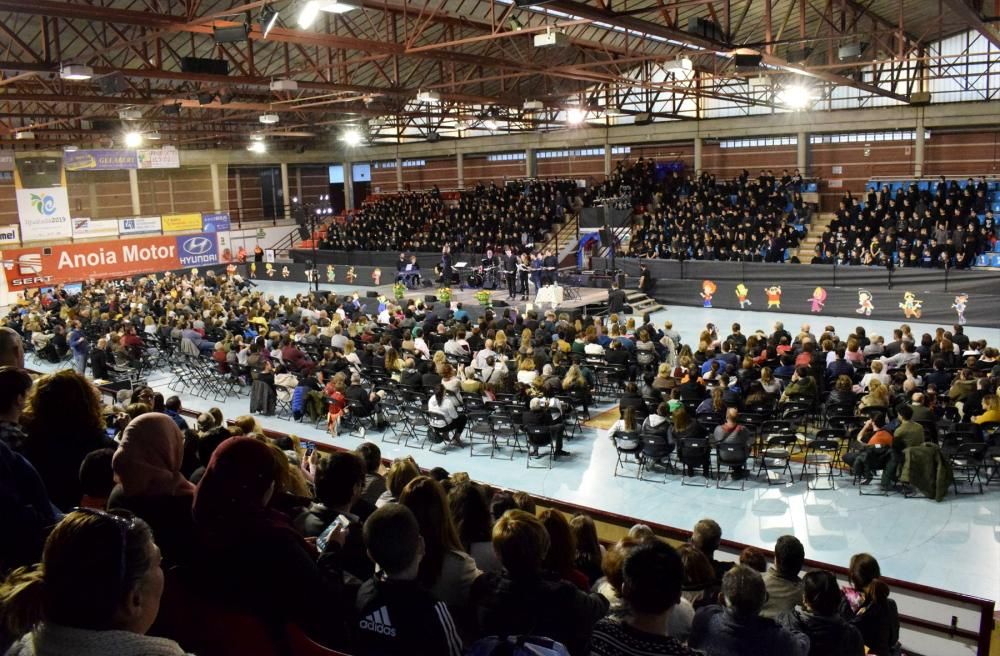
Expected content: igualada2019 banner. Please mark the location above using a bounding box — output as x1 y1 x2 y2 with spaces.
1 233 217 289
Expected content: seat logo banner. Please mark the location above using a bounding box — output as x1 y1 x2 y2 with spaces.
119 216 162 236
17 187 72 242
1 235 181 288
176 234 219 267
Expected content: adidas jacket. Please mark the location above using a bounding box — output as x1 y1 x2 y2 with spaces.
355 577 462 656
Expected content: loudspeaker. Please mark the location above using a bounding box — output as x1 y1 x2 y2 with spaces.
734 53 762 69
424 295 437 303
366 291 379 298
909 91 931 105
426 132 441 143
633 112 652 125
180 57 229 76
97 72 128 94
213 24 249 43
298 226 310 240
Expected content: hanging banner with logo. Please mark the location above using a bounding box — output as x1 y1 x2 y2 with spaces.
161 213 203 233
16 187 72 242
64 149 139 171
175 233 219 268
0 152 14 171
137 148 180 169
118 216 162 236
71 217 120 239
201 212 231 232
1 234 182 289
0 224 20 246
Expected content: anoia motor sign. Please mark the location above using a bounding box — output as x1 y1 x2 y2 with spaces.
1 234 191 288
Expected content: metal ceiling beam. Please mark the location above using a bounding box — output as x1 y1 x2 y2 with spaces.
541 0 911 104
939 0 1000 49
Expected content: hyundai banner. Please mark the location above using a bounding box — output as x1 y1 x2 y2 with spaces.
17 187 72 242
64 149 139 171
118 216 162 236
201 212 231 232
175 233 219 268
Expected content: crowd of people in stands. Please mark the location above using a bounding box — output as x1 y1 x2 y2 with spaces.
319 179 579 253
1 266 997 654
622 167 807 263
811 176 998 268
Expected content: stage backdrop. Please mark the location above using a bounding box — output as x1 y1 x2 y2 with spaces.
591 257 1000 329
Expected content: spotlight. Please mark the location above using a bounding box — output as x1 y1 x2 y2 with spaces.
566 107 585 124
299 1 359 28
60 64 93 80
162 103 181 116
124 131 143 148
259 4 279 38
341 129 362 146
259 113 280 124
778 84 813 110
250 132 265 141
248 141 267 153
298 1 321 28
415 90 441 104
218 90 235 105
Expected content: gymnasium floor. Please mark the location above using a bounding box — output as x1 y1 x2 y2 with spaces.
44 280 1000 603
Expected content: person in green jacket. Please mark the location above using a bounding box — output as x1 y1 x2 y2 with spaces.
881 404 925 490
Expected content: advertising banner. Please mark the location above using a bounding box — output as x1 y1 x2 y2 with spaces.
0 152 13 172
1 234 181 289
71 217 120 239
17 187 72 242
161 213 203 233
137 148 180 169
201 212 231 232
0 224 20 246
118 216 162 236
175 233 219 268
64 149 139 171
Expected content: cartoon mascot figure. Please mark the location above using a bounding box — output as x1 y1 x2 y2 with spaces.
764 285 782 309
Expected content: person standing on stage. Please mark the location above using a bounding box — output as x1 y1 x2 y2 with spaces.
638 263 655 295
440 245 453 285
482 247 500 289
502 246 519 300
542 248 558 286
530 251 544 293
518 253 531 301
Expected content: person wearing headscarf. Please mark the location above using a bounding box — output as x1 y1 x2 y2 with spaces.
108 414 196 568
188 437 349 649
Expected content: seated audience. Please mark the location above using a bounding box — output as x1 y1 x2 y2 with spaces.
760 535 805 618
776 570 865 656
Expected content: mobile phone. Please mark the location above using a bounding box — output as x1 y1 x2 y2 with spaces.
302 441 315 457
316 514 350 552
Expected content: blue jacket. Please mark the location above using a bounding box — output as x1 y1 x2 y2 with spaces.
0 427 61 571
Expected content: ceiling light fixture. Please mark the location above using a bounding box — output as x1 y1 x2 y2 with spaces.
483 118 498 131
63 145 79 152
341 129 362 146
124 131 143 148
15 131 35 140
146 131 162 140
60 64 93 80
259 4 279 38
664 57 693 74
250 132 266 141
523 99 543 111
566 107 585 124
259 113 280 124
299 0 359 27
118 108 143 120
248 141 267 154
778 84 813 110
415 89 440 104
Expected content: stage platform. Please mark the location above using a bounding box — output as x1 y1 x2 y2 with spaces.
397 283 611 318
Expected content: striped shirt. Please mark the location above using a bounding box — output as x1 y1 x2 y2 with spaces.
590 618 703 656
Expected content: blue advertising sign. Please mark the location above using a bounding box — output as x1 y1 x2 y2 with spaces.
175 233 219 268
201 212 231 232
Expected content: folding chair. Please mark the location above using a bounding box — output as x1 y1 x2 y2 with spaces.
424 410 452 455
755 434 796 485
638 433 674 482
800 439 841 490
465 408 494 457
524 425 554 469
716 443 751 491
950 442 987 495
401 406 429 450
613 430 642 478
490 412 522 460
677 437 711 487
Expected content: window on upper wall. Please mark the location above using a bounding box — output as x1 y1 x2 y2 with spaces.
401 159 426 168
486 152 526 162
809 130 929 144
719 136 798 149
